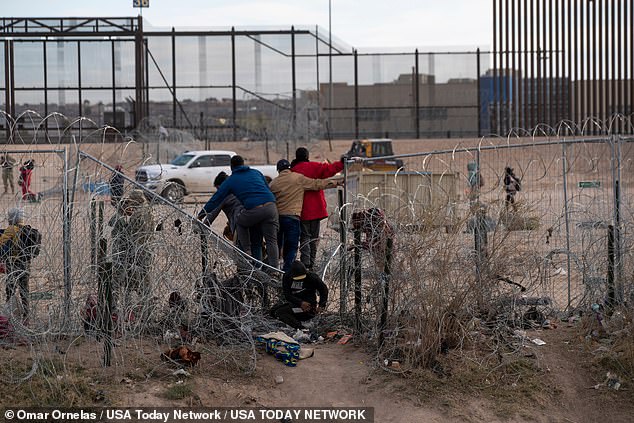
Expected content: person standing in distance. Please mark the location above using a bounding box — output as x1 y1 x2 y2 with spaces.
1 153 16 195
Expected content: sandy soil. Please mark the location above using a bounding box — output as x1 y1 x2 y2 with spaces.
7 325 620 423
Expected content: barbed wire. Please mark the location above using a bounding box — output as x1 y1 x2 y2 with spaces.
0 111 632 400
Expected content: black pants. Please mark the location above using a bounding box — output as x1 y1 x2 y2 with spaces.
5 264 29 318
236 203 279 269
299 219 321 271
270 302 314 329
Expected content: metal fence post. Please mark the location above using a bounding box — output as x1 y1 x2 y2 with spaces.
354 49 359 139
611 134 623 303
90 199 96 269
476 48 481 138
339 159 349 318
353 227 362 332
607 224 616 308
379 237 393 348
338 196 347 317
561 142 572 309
474 151 487 283
62 147 71 329
97 237 113 367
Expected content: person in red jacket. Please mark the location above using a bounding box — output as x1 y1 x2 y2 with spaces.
290 147 343 271
19 160 36 202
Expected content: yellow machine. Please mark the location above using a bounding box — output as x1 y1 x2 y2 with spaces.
346 138 404 171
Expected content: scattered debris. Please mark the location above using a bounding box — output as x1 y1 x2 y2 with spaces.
594 372 623 391
337 334 353 345
299 348 315 360
255 334 300 367
161 346 201 367
325 331 339 339
293 329 311 343
163 330 180 344
172 368 191 377
605 372 622 390
275 375 284 384
389 361 401 370
93 390 106 402
120 377 133 384
531 338 546 346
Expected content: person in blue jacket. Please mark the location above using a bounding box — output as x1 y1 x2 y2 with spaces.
198 155 279 269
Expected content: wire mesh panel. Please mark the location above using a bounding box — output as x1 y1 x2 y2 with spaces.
66 150 286 370
337 135 628 366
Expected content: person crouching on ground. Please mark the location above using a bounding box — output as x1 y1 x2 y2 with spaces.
270 261 328 329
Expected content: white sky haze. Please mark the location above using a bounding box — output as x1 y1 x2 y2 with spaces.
3 0 492 50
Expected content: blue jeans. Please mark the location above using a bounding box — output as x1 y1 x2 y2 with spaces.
278 215 301 273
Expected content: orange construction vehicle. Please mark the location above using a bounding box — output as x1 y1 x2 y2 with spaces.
345 138 404 171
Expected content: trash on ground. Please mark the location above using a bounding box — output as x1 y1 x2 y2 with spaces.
531 338 546 346
337 334 353 345
605 372 622 390
326 331 338 339
172 368 191 377
299 348 314 360
292 329 311 343
160 345 201 367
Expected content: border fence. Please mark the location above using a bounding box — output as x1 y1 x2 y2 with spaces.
0 112 633 391
0 17 489 143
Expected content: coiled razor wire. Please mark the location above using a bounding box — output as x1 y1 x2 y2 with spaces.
0 110 633 396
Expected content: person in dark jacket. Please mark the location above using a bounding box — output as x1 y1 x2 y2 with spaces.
0 208 34 321
198 155 279 268
270 261 328 329
110 164 125 208
503 167 521 211
198 171 263 261
291 147 343 271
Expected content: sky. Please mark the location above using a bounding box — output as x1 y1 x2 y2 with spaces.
3 0 492 50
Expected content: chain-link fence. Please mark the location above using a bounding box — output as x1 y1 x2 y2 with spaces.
1 113 634 391
332 134 634 367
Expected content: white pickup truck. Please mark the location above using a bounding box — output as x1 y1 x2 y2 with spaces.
135 150 278 202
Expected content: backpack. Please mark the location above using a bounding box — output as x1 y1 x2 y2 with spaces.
16 225 42 261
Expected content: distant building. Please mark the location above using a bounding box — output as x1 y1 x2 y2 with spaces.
320 73 479 139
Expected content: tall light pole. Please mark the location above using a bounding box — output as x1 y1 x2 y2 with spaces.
328 0 333 139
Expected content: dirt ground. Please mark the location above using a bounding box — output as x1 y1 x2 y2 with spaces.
1 136 633 421
115 325 634 423
2 323 632 423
